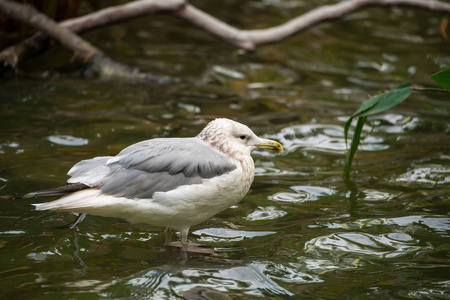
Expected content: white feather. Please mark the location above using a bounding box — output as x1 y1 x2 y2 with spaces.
33 160 254 232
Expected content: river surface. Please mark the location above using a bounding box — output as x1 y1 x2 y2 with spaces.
1 0 449 299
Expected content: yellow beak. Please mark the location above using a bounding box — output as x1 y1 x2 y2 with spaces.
255 139 283 152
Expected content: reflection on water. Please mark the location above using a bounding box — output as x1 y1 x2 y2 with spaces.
122 263 294 298
245 206 288 221
270 124 349 153
305 232 422 258
390 164 450 187
269 185 336 203
0 0 449 299
194 228 276 243
47 135 89 146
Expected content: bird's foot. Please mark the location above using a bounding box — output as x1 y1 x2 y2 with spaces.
166 241 216 256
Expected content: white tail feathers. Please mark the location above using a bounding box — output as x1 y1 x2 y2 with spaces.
32 188 153 224
32 189 102 212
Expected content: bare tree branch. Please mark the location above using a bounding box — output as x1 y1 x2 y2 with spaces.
0 0 182 81
60 0 185 33
0 0 185 70
0 0 100 62
0 0 449 76
175 4 254 50
177 0 450 50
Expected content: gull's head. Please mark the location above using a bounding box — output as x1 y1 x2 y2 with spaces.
197 118 283 156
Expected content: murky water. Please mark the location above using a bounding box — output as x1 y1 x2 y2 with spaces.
1 1 449 299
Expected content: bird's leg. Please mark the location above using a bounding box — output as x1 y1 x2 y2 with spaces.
180 228 189 248
179 229 189 262
164 227 173 245
164 228 216 256
182 229 216 255
163 228 189 248
70 213 86 229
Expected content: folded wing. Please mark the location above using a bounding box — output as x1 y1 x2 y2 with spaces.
67 137 237 199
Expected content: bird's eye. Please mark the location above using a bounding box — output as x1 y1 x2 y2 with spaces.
239 135 247 140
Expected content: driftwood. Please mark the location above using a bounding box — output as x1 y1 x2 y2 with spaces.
0 0 184 81
176 0 450 50
0 0 449 80
0 0 100 63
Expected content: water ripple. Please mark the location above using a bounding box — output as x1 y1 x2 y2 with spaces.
267 124 390 154
194 228 276 243
269 185 336 203
123 263 294 297
305 232 423 259
312 215 450 236
47 135 89 146
245 206 287 221
388 164 450 187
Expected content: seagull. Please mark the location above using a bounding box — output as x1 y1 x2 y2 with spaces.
22 118 283 253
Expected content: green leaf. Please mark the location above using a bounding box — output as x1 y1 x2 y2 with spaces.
351 92 383 117
430 68 450 92
352 82 413 118
343 82 413 179
344 82 413 146
343 116 367 179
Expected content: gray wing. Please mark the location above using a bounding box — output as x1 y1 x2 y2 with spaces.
67 138 237 199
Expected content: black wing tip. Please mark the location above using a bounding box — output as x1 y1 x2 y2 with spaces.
14 183 90 200
13 193 37 200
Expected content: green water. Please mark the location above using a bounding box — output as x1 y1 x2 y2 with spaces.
1 1 449 299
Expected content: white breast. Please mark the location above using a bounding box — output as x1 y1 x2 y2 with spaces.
150 156 255 231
